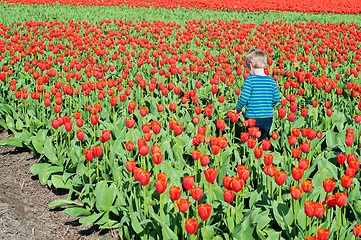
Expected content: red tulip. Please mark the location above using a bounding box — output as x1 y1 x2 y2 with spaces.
152 152 163 164
204 168 217 183
326 195 336 208
301 108 309 117
169 186 182 201
292 148 301 158
299 158 310 170
335 192 347 206
192 150 201 160
216 119 226 131
292 128 300 137
353 224 361 236
198 203 212 220
264 154 273 166
126 161 136 172
337 153 346 164
271 132 279 139
139 170 150 186
184 218 198 234
237 165 250 181
230 177 244 192
200 154 210 166
139 107 148 117
91 115 99 125
177 199 190 212
169 102 177 112
247 138 257 149
84 149 93 161
288 135 297 145
93 145 103 157
157 104 164 112
191 187 203 200
197 126 207 135
315 202 326 218
341 175 353 188
261 139 271 151
204 107 213 117
323 179 336 193
300 142 310 153
76 130 85 141
174 125 184 135
183 176 195 190
345 134 354 146
139 145 150 156
223 176 234 189
240 132 249 142
301 179 313 192
304 201 316 217
316 228 330 240
142 124 151 133
305 237 317 240
248 118 256 127
278 108 286 118
125 142 134 151
125 119 135 128
169 119 177 130
292 167 304 181
219 137 227 149
254 147 263 158
290 186 303 199
224 189 235 203
275 171 287 185
157 172 167 181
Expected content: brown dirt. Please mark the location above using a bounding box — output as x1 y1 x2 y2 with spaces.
0 128 119 240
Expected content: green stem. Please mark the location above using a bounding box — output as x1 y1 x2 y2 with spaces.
160 193 163 217
337 207 340 240
144 185 147 219
278 185 282 201
88 161 91 184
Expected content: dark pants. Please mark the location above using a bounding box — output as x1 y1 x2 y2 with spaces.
245 117 273 142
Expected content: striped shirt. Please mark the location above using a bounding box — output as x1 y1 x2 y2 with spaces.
236 75 280 118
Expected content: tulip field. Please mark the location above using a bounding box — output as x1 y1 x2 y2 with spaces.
1 1 361 240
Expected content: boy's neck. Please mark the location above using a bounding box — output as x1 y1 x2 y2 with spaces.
252 68 266 76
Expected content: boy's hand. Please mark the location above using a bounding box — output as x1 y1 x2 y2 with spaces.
235 108 242 115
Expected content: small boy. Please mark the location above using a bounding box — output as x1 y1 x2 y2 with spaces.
235 48 280 142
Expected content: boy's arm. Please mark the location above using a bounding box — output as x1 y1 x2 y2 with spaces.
236 78 252 111
272 82 281 106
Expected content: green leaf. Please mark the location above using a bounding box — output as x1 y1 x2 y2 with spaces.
48 199 83 208
95 181 117 212
63 207 91 217
0 137 23 147
42 137 59 165
30 163 51 175
79 212 104 226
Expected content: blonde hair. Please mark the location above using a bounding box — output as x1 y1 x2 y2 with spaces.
245 48 267 69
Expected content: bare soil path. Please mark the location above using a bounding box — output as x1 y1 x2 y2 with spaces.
0 129 118 240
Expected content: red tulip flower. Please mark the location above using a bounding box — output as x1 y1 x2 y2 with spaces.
169 186 182 201
91 115 99 125
223 176 234 189
315 202 326 218
139 145 150 156
292 148 301 158
271 132 279 139
304 201 316 217
169 102 177 112
204 168 217 183
254 147 263 158
177 199 190 212
200 154 210 166
185 218 198 234
155 179 167 194
326 195 336 208
341 175 353 188
191 187 203 200
292 167 304 181
174 125 184 135
305 237 317 240
290 186 303 199
264 154 274 166
84 149 94 161
93 145 103 157
157 172 167 181
126 161 136 172
224 189 235 203
299 159 310 170
261 139 271 151
237 165 250 181
183 176 195 190
275 171 287 185
323 179 336 193
152 152 163 164
353 224 361 236
230 177 244 192
102 130 111 142
125 142 134 151
302 179 313 192
139 107 148 117
76 130 85 141
125 119 135 128
247 138 257 149
335 192 347 206
198 203 212 220
278 108 286 118
211 145 220 155
192 150 201 160
139 170 150 186
240 132 249 142
317 228 330 240
157 104 164 112
337 153 346 164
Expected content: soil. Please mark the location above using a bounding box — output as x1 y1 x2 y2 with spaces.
0 128 119 240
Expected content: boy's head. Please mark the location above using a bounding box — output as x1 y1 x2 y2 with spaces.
245 48 267 70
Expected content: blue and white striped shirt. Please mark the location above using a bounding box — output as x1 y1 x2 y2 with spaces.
236 75 280 118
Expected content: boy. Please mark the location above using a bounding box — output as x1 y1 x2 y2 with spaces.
235 48 280 142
